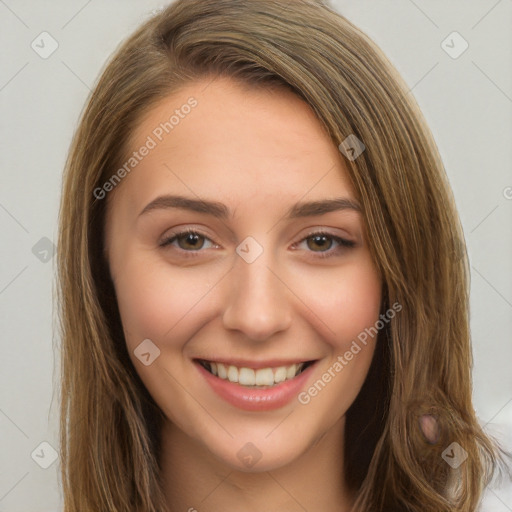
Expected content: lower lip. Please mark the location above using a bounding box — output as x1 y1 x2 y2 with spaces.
195 361 317 411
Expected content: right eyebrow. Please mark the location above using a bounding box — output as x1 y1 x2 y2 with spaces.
139 194 230 219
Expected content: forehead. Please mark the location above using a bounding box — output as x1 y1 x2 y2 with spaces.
114 76 357 213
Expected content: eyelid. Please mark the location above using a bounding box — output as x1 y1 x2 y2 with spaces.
159 227 216 248
297 227 356 245
292 230 356 260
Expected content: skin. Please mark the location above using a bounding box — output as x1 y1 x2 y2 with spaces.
105 76 383 512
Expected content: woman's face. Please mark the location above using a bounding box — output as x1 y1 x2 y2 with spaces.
105 76 382 471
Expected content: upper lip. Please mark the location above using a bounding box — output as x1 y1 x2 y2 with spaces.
194 357 317 369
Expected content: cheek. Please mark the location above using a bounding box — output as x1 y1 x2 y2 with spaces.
339 264 382 338
111 236 382 352
293 261 383 421
111 250 218 349
293 258 382 349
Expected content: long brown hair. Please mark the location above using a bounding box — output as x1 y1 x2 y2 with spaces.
57 0 510 510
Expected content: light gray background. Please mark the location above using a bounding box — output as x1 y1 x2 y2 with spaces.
0 1 511 510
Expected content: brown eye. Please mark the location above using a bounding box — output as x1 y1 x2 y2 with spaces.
295 231 356 259
175 232 205 250
306 234 335 252
160 229 214 252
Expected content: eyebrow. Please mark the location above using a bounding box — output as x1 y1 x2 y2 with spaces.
138 194 361 219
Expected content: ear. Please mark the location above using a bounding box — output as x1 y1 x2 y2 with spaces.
418 414 440 444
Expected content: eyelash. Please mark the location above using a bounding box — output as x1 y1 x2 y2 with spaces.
159 228 356 260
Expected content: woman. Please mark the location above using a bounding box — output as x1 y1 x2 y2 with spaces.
57 0 509 510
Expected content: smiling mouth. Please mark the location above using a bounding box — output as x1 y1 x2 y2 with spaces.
196 359 316 388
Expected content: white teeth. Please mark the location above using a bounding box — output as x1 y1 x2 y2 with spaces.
238 367 255 385
217 363 227 379
227 365 238 383
286 364 297 379
255 368 274 386
206 361 307 387
274 366 287 383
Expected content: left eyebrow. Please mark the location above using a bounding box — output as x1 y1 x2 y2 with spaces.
138 194 362 219
285 197 361 218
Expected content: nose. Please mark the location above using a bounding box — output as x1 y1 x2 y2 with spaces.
221 247 292 342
